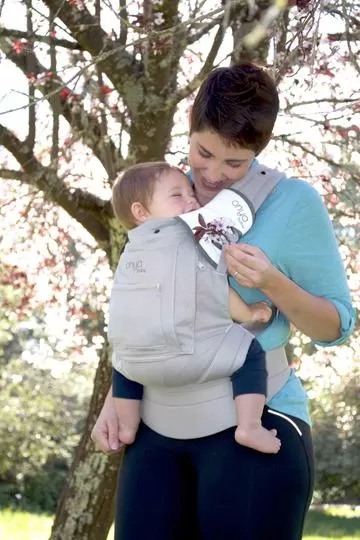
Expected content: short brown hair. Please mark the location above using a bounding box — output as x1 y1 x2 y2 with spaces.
190 62 279 155
112 161 174 230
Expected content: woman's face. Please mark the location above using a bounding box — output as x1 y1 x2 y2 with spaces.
188 130 255 205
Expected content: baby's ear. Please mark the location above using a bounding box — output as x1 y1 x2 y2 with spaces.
131 201 148 224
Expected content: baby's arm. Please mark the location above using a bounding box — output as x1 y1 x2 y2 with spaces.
228 288 272 324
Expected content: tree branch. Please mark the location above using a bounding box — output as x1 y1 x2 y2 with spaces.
0 36 120 177
327 31 360 41
171 21 226 105
284 97 360 110
171 0 253 105
41 0 138 91
0 27 82 50
94 0 115 179
26 1 36 151
278 135 360 186
341 0 360 76
0 123 111 248
187 16 222 45
49 7 59 166
119 0 128 47
324 6 360 30
0 168 28 181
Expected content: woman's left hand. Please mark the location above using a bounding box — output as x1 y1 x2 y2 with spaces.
223 243 276 290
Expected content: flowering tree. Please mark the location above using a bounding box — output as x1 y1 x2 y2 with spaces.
0 0 359 537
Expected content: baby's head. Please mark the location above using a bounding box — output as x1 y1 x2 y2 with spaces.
112 161 200 230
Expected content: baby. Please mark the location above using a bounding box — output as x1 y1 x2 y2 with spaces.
109 161 280 453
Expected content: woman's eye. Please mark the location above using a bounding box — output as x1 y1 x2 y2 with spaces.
228 163 243 169
198 150 211 159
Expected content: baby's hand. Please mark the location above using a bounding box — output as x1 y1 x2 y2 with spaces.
249 302 273 324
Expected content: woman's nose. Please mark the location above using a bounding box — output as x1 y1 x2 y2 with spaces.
203 164 224 182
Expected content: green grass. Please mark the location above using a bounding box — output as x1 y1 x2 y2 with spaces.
0 506 358 539
303 506 360 539
0 509 115 540
0 509 53 540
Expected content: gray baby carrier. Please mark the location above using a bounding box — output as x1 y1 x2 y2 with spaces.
108 162 291 438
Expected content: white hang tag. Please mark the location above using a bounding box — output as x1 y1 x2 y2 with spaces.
177 188 255 266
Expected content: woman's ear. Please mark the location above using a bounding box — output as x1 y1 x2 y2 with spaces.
131 201 149 224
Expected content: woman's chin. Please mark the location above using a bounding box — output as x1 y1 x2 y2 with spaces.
194 187 213 205
194 178 225 203
201 178 225 191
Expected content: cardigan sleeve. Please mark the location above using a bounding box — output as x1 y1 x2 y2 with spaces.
276 180 356 347
112 368 144 399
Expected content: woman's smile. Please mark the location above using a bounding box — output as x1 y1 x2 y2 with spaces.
198 174 229 191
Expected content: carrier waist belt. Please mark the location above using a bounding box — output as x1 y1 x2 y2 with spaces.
141 346 290 439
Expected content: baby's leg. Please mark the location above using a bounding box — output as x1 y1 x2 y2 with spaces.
114 398 141 445
234 394 281 454
231 339 281 453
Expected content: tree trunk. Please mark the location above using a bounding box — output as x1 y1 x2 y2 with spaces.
49 346 121 540
230 0 272 65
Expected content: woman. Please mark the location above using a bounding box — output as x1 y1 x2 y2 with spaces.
92 63 355 540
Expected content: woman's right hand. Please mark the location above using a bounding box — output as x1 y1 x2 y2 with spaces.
91 387 124 454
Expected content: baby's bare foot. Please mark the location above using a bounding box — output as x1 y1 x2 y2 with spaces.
235 425 281 454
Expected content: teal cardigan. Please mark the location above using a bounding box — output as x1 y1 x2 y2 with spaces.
226 172 355 424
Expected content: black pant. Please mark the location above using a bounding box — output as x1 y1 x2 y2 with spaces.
115 407 315 540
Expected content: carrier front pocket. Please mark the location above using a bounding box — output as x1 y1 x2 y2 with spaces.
108 282 175 351
108 242 197 358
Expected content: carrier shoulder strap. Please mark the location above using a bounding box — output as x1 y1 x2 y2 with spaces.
231 161 285 212
178 161 286 267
